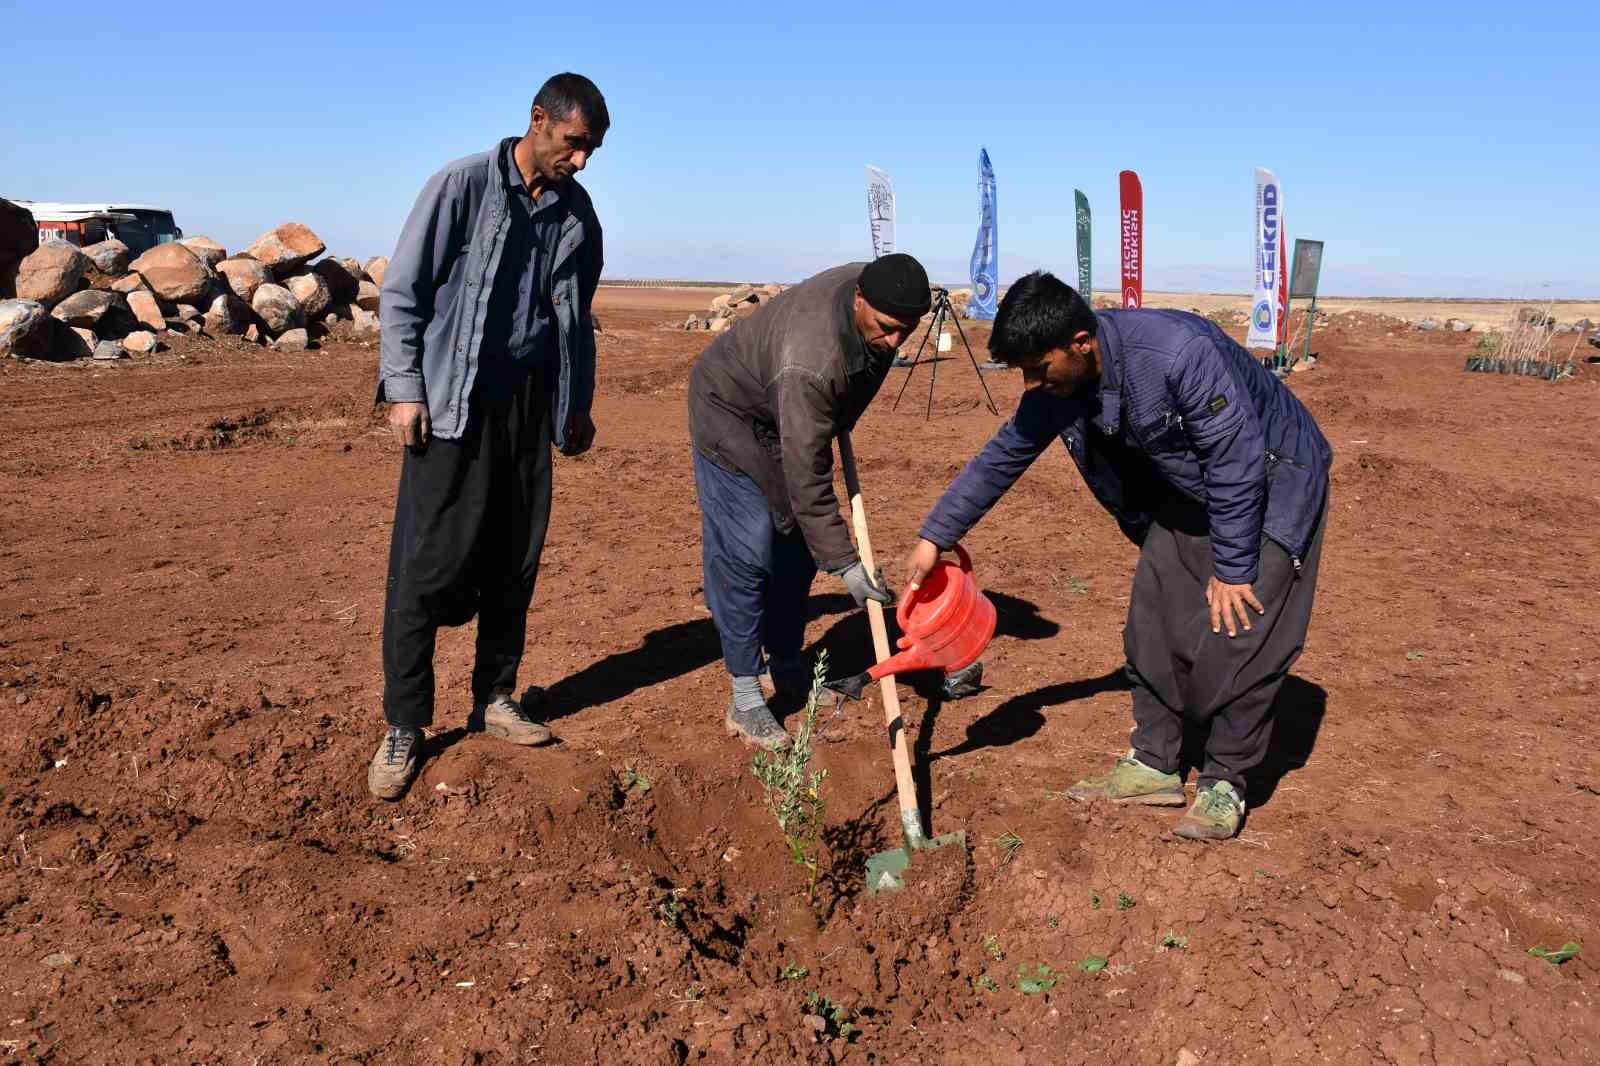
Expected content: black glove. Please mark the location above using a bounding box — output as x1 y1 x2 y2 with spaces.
834 559 894 607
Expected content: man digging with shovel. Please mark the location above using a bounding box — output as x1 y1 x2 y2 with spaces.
906 272 1331 840
689 255 932 749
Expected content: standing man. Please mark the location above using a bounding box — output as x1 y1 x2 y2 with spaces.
368 73 608 800
690 255 932 749
907 272 1331 840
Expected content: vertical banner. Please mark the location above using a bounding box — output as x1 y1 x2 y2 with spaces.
1275 228 1289 346
865 165 895 259
1248 166 1282 349
1118 170 1143 308
1074 189 1092 301
968 148 998 320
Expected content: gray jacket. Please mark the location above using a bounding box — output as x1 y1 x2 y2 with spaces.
688 264 889 572
377 137 603 448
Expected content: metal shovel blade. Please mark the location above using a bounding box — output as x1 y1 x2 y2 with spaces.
865 831 967 894
823 671 872 701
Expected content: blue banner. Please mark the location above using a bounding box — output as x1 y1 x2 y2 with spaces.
968 148 998 320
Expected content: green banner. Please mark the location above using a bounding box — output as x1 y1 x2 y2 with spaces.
1074 189 1092 300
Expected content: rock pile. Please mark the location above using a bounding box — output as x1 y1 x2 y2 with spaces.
0 219 389 361
678 283 785 333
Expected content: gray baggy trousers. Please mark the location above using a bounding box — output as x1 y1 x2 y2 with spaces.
1124 493 1328 796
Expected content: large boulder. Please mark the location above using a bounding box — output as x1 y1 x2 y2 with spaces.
81 239 132 288
363 256 388 288
350 305 380 338
0 199 37 298
216 257 271 303
111 273 150 295
66 327 97 358
0 299 52 358
244 223 325 274
51 289 133 336
16 240 89 308
271 327 311 352
356 279 381 312
251 283 302 334
129 242 215 305
126 290 167 332
284 272 332 319
123 330 160 354
202 292 250 335
178 235 227 267
312 257 361 303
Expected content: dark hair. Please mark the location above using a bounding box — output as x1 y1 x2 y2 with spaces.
987 270 1096 364
533 73 610 133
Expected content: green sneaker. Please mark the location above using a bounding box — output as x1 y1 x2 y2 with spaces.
1064 750 1186 806
1173 781 1246 841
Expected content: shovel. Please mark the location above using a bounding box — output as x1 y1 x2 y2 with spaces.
837 433 967 893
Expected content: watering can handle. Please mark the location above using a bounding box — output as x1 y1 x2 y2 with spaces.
896 542 974 630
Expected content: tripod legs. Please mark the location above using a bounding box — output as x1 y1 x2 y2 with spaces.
891 292 1000 419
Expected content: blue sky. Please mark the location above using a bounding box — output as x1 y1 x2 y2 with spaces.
5 0 1595 296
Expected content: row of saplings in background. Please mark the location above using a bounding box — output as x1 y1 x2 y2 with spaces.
0 222 389 361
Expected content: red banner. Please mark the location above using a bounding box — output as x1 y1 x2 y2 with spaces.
1119 170 1143 308
1275 227 1288 345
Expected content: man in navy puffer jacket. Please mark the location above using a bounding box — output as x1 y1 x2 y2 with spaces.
907 272 1331 840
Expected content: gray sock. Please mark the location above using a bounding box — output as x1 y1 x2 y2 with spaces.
731 674 767 716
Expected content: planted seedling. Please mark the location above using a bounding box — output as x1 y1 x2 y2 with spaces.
1159 932 1188 951
657 888 685 929
618 764 651 794
803 990 859 1042
1066 576 1090 596
993 830 1024 866
1016 962 1058 995
751 655 831 904
1047 915 1060 930
778 963 809 981
972 974 1000 993
1077 955 1109 974
1528 942 1581 966
982 934 1006 962
1089 889 1102 910
1405 650 1425 662
1116 891 1136 911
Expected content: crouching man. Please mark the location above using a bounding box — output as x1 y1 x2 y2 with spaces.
689 255 932 749
906 272 1331 840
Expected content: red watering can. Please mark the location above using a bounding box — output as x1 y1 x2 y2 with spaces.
825 544 997 700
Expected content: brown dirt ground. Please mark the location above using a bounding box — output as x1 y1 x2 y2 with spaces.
1 289 1597 1065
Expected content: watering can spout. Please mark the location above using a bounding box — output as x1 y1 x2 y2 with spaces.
866 643 935 682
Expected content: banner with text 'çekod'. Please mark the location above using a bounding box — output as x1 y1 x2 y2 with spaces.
968 148 998 320
1248 167 1283 349
865 165 895 259
1118 170 1143 308
1074 190 1092 301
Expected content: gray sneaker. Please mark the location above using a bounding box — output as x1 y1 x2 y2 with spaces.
725 697 790 751
368 727 420 801
1063 749 1186 806
477 695 554 746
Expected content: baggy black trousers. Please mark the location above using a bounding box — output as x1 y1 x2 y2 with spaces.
381 361 554 729
1124 493 1328 795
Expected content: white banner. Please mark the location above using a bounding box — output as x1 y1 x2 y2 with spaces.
1248 166 1282 349
865 165 895 259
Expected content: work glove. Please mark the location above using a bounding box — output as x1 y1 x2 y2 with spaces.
834 559 894 607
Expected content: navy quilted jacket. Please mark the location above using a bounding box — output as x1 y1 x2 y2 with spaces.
919 309 1331 584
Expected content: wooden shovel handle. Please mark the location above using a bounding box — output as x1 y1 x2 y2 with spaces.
837 433 925 848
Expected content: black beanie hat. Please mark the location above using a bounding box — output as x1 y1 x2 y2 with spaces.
858 253 932 320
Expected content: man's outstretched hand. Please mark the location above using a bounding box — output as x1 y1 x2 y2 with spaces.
904 538 942 590
1206 576 1264 638
388 401 430 449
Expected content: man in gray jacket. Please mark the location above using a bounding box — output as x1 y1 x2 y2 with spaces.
689 254 931 748
368 73 607 800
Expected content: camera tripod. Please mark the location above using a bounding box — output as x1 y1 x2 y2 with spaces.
891 287 1000 419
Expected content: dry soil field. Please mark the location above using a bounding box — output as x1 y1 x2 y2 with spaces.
0 288 1596 1065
